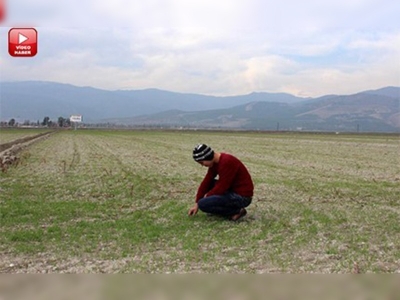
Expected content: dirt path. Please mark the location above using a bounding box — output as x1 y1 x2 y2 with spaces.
0 131 55 172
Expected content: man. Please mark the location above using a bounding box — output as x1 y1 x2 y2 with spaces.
188 144 254 221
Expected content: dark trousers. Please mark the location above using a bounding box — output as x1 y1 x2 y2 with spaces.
197 192 252 218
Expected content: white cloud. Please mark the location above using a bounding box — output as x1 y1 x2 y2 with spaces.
1 1 399 97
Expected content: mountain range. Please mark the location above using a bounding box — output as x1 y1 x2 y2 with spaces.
1 81 399 132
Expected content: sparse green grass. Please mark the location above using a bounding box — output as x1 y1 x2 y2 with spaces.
0 130 399 273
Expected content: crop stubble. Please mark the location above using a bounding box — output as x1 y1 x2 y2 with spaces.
0 130 399 273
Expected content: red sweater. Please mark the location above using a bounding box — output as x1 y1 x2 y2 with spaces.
196 153 254 202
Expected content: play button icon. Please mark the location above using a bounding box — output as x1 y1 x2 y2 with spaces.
8 28 37 57
18 33 29 44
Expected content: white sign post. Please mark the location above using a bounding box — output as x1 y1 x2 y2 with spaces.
70 115 82 130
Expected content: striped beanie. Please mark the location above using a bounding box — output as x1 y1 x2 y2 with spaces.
193 144 214 162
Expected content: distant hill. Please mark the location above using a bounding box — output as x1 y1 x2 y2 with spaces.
1 81 399 132
363 86 399 98
0 81 307 122
104 87 400 132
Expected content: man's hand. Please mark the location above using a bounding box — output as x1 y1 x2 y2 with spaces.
188 203 199 216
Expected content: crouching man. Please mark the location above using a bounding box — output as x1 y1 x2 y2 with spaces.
188 144 254 221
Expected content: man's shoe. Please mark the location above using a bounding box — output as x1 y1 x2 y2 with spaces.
231 208 247 221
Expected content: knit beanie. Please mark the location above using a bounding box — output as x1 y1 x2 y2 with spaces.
193 144 214 162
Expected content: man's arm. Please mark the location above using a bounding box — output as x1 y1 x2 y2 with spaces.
189 168 215 217
195 168 216 202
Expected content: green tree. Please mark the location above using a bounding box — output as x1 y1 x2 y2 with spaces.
58 117 65 127
42 116 50 127
8 118 16 127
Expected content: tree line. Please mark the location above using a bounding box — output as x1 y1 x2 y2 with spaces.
1 117 73 128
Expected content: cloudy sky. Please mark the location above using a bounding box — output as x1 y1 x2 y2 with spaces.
1 0 399 97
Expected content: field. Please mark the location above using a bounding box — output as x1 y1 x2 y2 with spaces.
0 128 51 144
0 129 399 273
